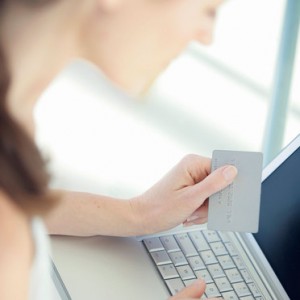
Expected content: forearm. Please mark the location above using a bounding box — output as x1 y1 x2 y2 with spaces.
44 156 237 237
44 190 143 237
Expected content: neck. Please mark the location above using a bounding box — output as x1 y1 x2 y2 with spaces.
2 3 81 136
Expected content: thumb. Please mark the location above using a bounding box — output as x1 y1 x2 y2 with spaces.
188 165 238 207
172 279 206 299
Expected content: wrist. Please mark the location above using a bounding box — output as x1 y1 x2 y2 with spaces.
128 195 152 236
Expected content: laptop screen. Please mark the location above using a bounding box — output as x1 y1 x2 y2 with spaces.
253 146 300 299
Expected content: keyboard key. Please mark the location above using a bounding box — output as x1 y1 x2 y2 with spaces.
233 256 245 269
160 235 180 253
175 233 198 257
210 242 228 256
188 231 210 251
207 263 225 278
218 231 230 243
225 242 238 256
232 282 251 297
195 269 213 283
169 251 188 266
240 269 253 283
240 296 255 300
151 251 171 265
158 264 179 280
225 268 243 283
177 265 196 280
187 256 205 270
200 250 218 265
203 230 220 243
218 255 235 269
222 291 239 300
143 237 164 252
205 283 222 298
215 277 232 292
247 282 261 297
166 278 184 295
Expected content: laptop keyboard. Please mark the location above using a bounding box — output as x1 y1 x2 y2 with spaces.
143 230 264 300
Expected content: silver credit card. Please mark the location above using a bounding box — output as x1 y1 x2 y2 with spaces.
208 150 263 233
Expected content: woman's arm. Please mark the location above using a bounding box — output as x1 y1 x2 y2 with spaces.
44 191 140 237
45 155 237 237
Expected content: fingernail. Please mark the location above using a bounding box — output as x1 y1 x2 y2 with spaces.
186 215 199 222
183 221 196 227
192 278 205 285
222 165 238 181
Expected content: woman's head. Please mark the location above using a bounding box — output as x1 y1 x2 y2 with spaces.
0 0 224 214
79 0 224 94
1 0 224 104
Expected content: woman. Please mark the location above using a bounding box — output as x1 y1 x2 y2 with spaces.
0 0 237 299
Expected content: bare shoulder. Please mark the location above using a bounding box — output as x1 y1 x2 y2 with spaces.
0 190 31 242
0 190 33 299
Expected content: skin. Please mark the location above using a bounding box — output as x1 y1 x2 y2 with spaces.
0 0 236 299
0 191 33 299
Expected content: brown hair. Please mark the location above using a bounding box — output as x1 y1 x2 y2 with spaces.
0 0 56 216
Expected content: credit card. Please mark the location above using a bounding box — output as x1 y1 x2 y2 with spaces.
208 150 263 233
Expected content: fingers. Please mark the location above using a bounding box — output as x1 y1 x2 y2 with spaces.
187 165 238 209
171 279 206 299
183 216 207 227
188 199 208 219
182 155 211 183
183 200 208 226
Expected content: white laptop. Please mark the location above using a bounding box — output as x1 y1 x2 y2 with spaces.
51 134 300 300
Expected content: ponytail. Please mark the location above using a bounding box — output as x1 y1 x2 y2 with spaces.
0 37 56 216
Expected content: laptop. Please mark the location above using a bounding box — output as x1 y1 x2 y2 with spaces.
51 134 300 299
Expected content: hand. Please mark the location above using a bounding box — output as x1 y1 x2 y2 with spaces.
169 278 218 300
130 154 237 234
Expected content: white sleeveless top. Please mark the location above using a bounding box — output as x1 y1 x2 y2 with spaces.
29 218 53 300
